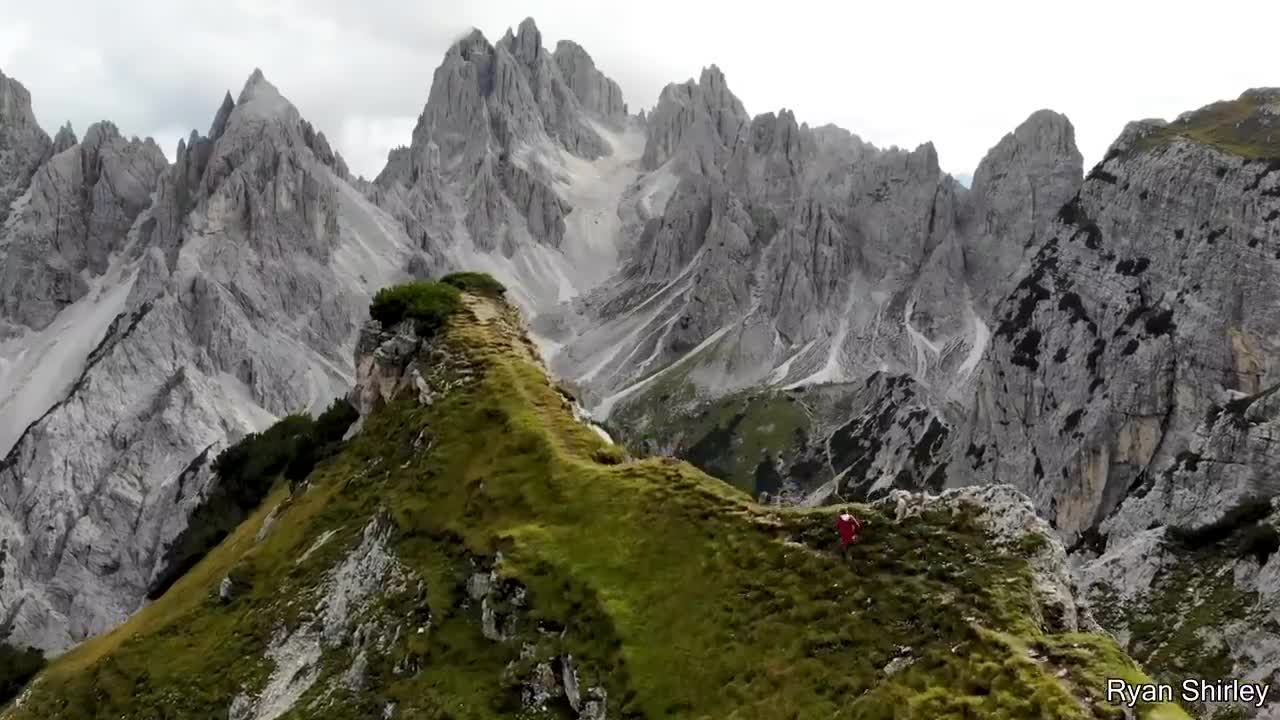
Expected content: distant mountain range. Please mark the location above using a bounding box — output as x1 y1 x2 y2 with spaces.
2 16 1280 718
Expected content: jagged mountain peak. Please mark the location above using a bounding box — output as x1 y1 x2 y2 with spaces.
972 109 1081 188
0 68 40 129
451 27 492 58
0 68 52 225
52 121 78 154
501 16 544 64
234 67 295 120
209 91 235 140
552 37 628 122
398 17 621 170
642 63 749 173
698 63 731 94
961 107 1082 314
81 120 122 147
1002 109 1079 161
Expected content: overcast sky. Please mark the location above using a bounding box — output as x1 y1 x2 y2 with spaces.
3 0 1278 181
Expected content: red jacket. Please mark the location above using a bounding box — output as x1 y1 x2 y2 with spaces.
837 513 861 545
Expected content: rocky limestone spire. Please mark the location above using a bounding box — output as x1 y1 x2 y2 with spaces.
0 69 41 131
373 18 623 264
209 91 235 141
505 17 543 66
142 69 347 271
964 109 1083 314
726 108 814 208
553 39 627 123
237 67 273 105
51 122 77 154
0 69 53 225
641 64 749 174
0 67 402 653
494 18 612 159
0 117 167 329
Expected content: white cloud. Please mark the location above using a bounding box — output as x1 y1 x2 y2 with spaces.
3 0 1278 179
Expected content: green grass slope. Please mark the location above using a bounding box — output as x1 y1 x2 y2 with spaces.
4 292 1187 720
1137 89 1280 160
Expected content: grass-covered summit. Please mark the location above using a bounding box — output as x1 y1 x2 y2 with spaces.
1136 88 1280 160
3 285 1185 720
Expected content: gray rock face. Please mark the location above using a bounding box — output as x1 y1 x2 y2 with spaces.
0 69 419 653
51 123 76 155
641 65 749 175
914 90 1280 714
964 109 1083 314
553 40 627 124
371 18 638 315
953 92 1280 543
554 67 1083 478
0 121 167 329
0 70 52 227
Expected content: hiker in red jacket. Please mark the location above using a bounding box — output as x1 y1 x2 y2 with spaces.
836 508 862 559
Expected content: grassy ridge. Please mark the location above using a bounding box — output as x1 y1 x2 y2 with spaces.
5 293 1186 720
1137 90 1280 160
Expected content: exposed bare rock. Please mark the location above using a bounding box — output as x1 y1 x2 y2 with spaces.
952 90 1280 544
965 109 1084 314
553 39 627 124
641 65 748 175
0 70 417 653
0 121 167 329
50 123 76 155
0 69 51 226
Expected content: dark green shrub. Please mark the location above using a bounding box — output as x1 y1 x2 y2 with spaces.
369 281 461 334
152 400 359 598
0 644 44 704
284 433 318 486
1239 523 1280 565
441 271 507 296
211 414 314 507
1168 497 1273 549
313 397 359 445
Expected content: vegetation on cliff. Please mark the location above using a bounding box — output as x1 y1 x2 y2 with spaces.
1137 89 1280 160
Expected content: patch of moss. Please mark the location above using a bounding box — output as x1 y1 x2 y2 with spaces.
5 297 1187 720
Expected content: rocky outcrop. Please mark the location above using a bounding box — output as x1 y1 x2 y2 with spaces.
228 515 417 720
926 90 1280 715
0 121 167 329
553 40 627 124
880 484 1097 634
348 318 478 420
641 65 749 175
964 110 1083 314
0 70 52 227
953 89 1280 543
370 18 630 310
